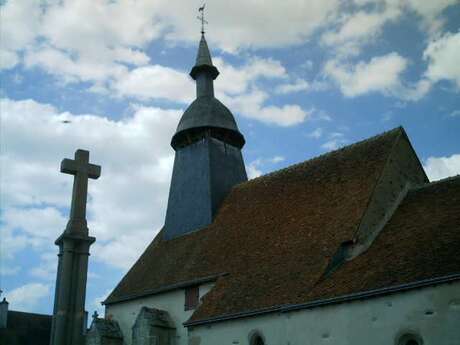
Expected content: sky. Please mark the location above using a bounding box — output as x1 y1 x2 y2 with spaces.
0 0 459 316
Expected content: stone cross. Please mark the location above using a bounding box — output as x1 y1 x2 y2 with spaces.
61 149 101 232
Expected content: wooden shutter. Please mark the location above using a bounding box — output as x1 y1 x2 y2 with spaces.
184 286 199 311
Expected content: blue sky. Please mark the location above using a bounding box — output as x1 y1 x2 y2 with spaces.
0 0 459 316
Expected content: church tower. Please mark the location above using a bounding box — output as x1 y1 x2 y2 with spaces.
163 34 247 240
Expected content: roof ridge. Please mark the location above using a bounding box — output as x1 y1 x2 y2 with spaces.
8 310 52 317
349 126 404 243
240 126 404 187
411 174 460 191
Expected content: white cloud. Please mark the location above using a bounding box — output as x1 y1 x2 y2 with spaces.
0 0 341 75
113 65 194 102
317 1 456 98
24 46 128 84
398 79 432 101
275 79 310 94
1 0 157 73
92 232 154 270
1 266 21 276
24 45 300 125
5 283 50 312
308 128 324 139
321 139 347 151
405 0 458 33
47 54 290 115
92 289 112 317
347 0 457 40
0 0 42 70
322 7 401 56
5 0 451 107
222 89 311 127
213 58 311 127
162 0 341 51
270 156 285 164
215 57 287 95
324 53 407 97
0 49 20 70
41 1 161 50
320 131 348 151
38 0 340 53
0 0 42 51
30 252 59 280
424 154 460 181
247 162 263 179
324 52 431 100
1 207 65 261
2 0 457 95
2 0 157 78
3 207 66 240
320 0 457 59
450 110 460 118
301 60 314 70
424 31 460 89
1 98 180 272
255 104 310 127
246 156 286 179
313 109 333 122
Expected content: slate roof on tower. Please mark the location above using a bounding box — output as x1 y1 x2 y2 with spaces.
190 34 219 80
105 127 460 324
171 34 245 150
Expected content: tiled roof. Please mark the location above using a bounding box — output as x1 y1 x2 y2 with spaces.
306 175 460 301
0 310 52 345
105 128 459 324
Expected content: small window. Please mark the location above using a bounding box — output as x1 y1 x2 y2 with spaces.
184 285 199 311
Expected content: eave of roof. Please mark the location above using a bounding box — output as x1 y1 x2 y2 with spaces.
103 273 226 305
184 273 460 327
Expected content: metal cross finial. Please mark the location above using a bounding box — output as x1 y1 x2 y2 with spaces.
197 4 207 35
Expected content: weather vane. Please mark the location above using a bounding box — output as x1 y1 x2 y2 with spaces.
197 4 207 35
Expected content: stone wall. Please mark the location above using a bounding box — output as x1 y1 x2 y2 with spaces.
189 282 460 345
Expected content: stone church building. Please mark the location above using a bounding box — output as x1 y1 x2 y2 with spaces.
90 34 460 345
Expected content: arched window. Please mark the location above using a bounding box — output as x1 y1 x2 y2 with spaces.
249 331 265 345
397 332 423 345
253 335 264 345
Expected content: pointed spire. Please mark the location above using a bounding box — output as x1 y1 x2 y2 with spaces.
195 34 213 66
190 34 219 80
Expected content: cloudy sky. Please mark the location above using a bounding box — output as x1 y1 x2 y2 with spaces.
1 0 459 316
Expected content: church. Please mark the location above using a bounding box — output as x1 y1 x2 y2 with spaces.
2 29 456 345
83 32 460 345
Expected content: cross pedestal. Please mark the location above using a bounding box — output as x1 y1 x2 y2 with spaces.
50 149 101 345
